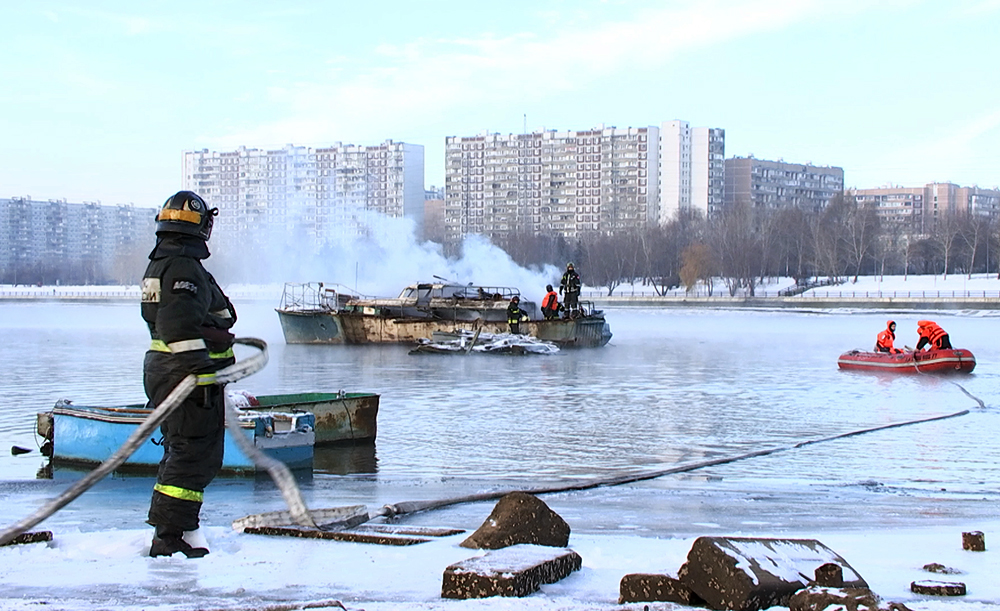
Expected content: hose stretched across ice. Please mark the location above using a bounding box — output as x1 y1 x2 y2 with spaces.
0 337 314 547
240 390 985 530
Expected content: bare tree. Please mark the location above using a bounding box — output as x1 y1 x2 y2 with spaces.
713 202 761 296
958 212 987 278
811 194 850 282
680 242 717 295
841 192 881 282
933 210 963 279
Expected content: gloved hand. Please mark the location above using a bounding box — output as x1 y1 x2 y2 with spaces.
196 372 217 386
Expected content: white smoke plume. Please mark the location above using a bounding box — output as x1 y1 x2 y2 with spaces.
215 209 561 307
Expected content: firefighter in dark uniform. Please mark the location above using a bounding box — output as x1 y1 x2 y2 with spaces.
506 295 529 334
141 191 236 558
560 262 581 318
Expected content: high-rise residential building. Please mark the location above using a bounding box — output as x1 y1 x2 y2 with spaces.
659 121 725 221
183 140 424 250
854 183 1000 235
444 125 659 243
852 186 926 232
958 185 1000 218
0 197 154 284
724 156 844 212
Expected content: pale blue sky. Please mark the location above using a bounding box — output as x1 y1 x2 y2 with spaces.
2 0 998 207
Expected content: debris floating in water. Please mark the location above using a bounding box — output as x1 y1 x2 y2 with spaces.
410 330 559 355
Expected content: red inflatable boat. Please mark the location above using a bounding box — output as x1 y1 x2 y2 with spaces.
837 348 975 374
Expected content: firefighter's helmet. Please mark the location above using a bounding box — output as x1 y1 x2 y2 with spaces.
156 191 217 240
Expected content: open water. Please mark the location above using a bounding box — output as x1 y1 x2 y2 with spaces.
1 299 998 537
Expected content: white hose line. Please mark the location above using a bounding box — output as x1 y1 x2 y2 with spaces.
223 394 316 529
0 337 269 547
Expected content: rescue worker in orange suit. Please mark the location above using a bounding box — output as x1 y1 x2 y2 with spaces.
874 320 903 354
541 284 561 320
915 320 952 352
141 191 237 558
506 295 529 334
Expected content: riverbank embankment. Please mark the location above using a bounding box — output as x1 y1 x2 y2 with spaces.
585 292 1000 310
4 277 1000 310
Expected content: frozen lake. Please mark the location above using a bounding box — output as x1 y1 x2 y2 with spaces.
1 300 998 538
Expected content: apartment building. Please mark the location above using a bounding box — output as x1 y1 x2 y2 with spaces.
724 157 844 211
0 197 154 284
852 186 926 232
444 125 659 243
183 141 424 250
659 121 725 221
854 183 1000 234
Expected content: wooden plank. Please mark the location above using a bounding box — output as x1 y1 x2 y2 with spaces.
243 526 430 546
0 531 52 547
352 524 464 538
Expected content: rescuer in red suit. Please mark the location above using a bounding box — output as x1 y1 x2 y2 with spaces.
874 320 903 354
915 320 952 352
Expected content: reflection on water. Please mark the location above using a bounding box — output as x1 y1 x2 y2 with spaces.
313 443 379 475
2 301 1000 534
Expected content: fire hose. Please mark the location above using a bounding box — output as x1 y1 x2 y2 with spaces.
0 337 315 547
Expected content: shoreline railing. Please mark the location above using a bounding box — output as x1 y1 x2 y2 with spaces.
582 289 1000 300
2 287 999 302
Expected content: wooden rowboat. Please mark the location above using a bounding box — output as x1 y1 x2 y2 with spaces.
35 391 379 474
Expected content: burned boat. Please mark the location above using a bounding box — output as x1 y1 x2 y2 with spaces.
276 281 612 348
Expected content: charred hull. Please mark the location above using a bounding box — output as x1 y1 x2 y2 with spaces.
278 311 612 348
276 281 611 347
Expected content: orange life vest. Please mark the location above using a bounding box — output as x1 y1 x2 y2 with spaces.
875 326 896 352
917 320 948 348
542 290 559 311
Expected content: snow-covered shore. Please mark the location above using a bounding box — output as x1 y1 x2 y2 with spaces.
5 273 1000 302
2 519 999 610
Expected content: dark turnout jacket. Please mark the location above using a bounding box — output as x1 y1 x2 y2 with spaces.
141 234 236 533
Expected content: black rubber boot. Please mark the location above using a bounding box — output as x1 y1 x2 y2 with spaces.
149 532 209 558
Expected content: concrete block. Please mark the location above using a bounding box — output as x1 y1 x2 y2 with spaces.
619 572 706 605
678 536 868 611
460 492 570 550
441 544 581 599
788 586 882 611
910 580 966 596
962 531 985 551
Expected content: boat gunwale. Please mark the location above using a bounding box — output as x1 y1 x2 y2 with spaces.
837 348 975 372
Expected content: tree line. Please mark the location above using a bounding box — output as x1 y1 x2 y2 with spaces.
492 193 1000 296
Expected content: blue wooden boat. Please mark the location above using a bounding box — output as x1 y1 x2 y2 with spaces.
37 398 318 474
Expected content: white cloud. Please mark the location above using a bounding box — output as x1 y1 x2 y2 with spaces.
207 0 865 149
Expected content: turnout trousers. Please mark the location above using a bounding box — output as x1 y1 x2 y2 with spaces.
144 351 228 534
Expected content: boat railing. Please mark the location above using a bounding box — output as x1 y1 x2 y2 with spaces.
279 282 358 312
442 285 521 301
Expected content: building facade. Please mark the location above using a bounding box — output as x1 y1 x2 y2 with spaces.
0 197 154 285
659 121 725 222
854 183 1000 235
444 125 659 244
183 141 425 251
724 157 844 212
